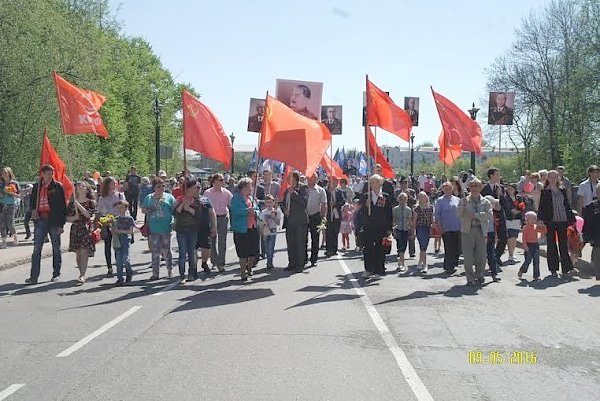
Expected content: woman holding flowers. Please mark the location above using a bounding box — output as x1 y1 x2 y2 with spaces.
67 181 96 285
96 176 126 278
0 167 20 248
504 184 525 264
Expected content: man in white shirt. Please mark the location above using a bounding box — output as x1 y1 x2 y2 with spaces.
203 173 233 272
417 171 428 191
305 173 327 266
578 165 600 214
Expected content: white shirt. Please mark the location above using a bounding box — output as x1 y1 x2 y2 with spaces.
307 184 327 215
417 175 428 190
578 178 598 207
371 190 383 205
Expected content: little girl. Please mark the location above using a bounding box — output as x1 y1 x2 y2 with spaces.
412 192 433 274
259 194 282 271
340 203 354 252
567 212 584 265
112 200 135 286
518 211 547 281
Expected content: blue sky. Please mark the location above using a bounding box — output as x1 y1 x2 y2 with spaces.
110 0 548 150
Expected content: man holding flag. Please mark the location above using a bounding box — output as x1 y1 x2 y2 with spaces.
26 165 67 285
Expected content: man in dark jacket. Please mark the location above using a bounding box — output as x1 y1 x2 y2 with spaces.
481 168 511 265
26 165 67 284
283 171 309 272
582 183 600 280
325 177 346 257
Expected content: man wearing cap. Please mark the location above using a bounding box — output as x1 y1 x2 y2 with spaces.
577 165 600 215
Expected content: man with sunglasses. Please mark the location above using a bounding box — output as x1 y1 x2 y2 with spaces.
204 173 233 272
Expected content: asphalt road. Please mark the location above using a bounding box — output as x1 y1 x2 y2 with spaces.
0 232 599 401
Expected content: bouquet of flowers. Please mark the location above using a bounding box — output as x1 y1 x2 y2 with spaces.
513 200 526 211
4 184 17 194
316 217 327 233
381 235 392 255
98 214 115 228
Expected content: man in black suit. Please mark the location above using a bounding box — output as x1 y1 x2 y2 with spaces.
343 159 357 177
488 93 514 125
405 97 419 126
283 171 309 272
481 167 511 266
247 100 265 132
325 177 346 257
321 106 342 135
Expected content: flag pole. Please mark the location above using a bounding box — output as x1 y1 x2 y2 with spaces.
182 91 188 177
253 91 268 201
53 72 74 189
365 75 371 216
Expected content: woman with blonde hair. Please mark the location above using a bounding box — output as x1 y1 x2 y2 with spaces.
412 191 434 273
0 167 20 248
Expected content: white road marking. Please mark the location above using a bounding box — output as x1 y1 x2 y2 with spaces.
56 306 142 357
151 280 180 296
336 256 434 401
228 245 235 251
0 384 25 400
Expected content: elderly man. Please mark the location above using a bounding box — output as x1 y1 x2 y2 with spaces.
459 179 493 286
203 173 233 272
305 173 327 267
325 176 346 257
247 99 265 132
582 183 600 281
283 171 309 272
435 181 461 274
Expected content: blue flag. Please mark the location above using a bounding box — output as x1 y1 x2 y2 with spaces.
358 152 368 176
333 148 340 164
248 148 258 170
339 147 347 168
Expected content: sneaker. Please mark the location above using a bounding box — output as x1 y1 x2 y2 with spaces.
51 275 60 282
398 264 407 273
202 263 211 274
421 265 428 274
125 274 132 283
372 274 381 279
517 270 523 279
362 271 373 278
115 279 124 287
180 277 187 285
241 276 248 282
167 268 173 278
492 277 501 282
508 258 516 265
25 277 38 285
217 265 225 273
106 269 114 278
76 277 85 286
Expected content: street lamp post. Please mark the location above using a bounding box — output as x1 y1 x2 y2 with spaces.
153 97 162 175
229 133 236 174
468 102 480 173
385 147 390 163
410 134 415 177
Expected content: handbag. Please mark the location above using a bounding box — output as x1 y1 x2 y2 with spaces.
140 222 150 237
90 228 102 244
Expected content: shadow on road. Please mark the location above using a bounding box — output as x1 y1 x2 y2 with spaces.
170 288 275 312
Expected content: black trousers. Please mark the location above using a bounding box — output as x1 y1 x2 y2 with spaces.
442 231 461 271
546 222 573 274
363 228 386 274
104 229 113 269
287 221 308 268
306 213 321 264
126 192 139 221
408 238 416 256
326 218 341 254
495 220 508 261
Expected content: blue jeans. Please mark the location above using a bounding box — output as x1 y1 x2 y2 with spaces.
114 235 132 280
394 229 409 254
30 218 62 280
177 231 198 277
486 232 499 277
264 233 277 267
519 243 540 278
415 225 430 251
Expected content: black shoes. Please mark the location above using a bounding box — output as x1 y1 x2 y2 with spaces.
107 268 114 278
25 277 37 285
202 263 211 274
115 279 124 287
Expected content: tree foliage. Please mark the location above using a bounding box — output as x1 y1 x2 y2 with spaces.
485 0 600 180
0 0 194 180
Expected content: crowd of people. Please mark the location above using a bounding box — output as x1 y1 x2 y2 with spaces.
0 162 599 288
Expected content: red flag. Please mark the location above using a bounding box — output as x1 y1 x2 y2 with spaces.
260 95 331 177
320 153 348 180
438 130 463 166
182 90 232 170
278 165 293 200
367 128 395 179
366 78 412 142
40 130 74 201
53 72 108 139
431 87 482 154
